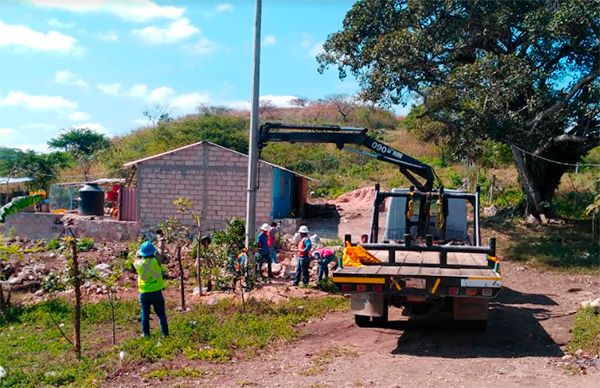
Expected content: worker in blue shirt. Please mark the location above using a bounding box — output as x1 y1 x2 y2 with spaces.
256 223 272 279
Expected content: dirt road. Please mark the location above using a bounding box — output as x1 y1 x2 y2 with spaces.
111 260 600 387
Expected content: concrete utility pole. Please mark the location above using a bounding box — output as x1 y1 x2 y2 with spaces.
245 0 262 248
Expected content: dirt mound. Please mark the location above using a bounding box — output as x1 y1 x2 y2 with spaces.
332 186 375 207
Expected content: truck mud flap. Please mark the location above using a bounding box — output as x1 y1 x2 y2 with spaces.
351 293 385 318
452 297 489 320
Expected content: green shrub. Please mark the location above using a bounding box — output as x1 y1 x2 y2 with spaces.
76 237 95 252
46 238 61 251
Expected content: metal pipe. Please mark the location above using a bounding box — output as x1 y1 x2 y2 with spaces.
361 243 494 255
474 185 481 246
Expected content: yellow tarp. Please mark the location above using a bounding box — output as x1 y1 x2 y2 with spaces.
342 242 381 267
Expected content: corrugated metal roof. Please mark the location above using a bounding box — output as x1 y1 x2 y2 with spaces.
123 141 315 181
0 177 33 185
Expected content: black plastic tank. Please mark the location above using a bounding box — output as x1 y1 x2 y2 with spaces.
78 183 104 216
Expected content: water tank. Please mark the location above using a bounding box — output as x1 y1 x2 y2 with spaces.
78 183 104 216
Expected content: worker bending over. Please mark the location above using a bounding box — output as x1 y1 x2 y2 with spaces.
134 241 169 337
312 247 335 282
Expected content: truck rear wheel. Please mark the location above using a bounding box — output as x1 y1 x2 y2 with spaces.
372 301 388 325
457 319 488 332
354 314 370 327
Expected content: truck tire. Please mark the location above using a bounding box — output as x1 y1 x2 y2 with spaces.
457 319 488 332
372 301 388 325
354 314 370 327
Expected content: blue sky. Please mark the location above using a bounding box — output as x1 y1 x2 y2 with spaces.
0 0 403 153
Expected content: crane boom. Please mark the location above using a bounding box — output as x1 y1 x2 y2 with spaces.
258 122 436 191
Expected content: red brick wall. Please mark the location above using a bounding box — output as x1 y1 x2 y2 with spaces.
137 142 274 230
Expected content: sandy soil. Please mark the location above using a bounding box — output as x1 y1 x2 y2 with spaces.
106 259 600 387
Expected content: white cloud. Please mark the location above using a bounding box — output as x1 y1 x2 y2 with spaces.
98 82 150 98
54 70 88 88
96 30 118 41
260 95 298 108
148 86 175 102
132 18 199 44
15 142 50 153
308 42 323 57
263 35 276 46
47 18 73 29
171 92 210 110
132 117 151 127
0 128 14 137
27 0 185 23
0 20 78 54
71 122 109 135
128 84 148 98
0 91 78 111
216 3 233 12
185 36 217 55
21 122 56 131
300 34 314 49
225 95 299 110
98 83 123 96
68 111 91 121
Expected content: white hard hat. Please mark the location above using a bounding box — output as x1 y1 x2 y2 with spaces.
260 223 270 231
298 225 309 234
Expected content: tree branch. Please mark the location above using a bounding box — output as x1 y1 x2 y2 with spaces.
529 69 600 129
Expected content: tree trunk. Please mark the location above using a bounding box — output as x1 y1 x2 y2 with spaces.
177 245 186 311
109 288 116 345
195 235 202 293
511 145 546 217
70 240 82 360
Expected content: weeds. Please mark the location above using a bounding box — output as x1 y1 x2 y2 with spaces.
146 367 208 380
301 345 359 376
569 307 600 355
0 296 348 386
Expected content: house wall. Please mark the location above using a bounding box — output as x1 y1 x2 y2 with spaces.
137 143 274 230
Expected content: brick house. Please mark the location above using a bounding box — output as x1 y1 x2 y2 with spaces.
121 141 311 230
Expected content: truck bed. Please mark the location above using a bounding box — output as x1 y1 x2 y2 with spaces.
335 263 498 278
332 250 501 298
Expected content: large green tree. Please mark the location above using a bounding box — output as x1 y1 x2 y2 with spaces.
48 128 111 181
0 149 71 191
318 0 599 218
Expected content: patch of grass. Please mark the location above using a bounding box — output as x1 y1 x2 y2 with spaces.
146 366 207 380
0 296 348 386
568 307 600 354
120 296 348 363
315 278 340 294
301 345 359 376
489 220 600 273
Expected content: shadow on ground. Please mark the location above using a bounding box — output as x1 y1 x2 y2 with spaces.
380 287 564 358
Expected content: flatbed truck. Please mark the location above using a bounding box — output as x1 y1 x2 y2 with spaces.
258 123 502 330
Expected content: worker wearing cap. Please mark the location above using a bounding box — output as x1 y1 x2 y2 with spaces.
134 241 169 337
312 247 335 282
257 223 272 279
293 225 312 287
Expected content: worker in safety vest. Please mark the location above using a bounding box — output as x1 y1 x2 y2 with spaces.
134 241 169 337
256 223 272 279
312 247 335 282
293 225 312 287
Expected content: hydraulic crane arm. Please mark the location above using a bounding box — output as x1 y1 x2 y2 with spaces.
258 122 437 192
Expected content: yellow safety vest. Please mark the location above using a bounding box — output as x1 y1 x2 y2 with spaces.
134 256 165 293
